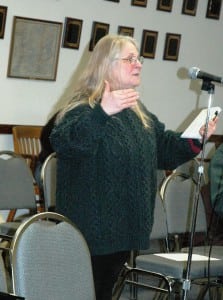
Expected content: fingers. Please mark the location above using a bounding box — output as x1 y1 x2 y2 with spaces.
199 118 218 139
116 89 139 101
101 81 140 115
115 89 139 110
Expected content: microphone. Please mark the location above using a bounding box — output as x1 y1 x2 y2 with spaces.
188 67 223 84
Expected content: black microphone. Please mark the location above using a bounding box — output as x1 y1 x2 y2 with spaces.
188 67 223 84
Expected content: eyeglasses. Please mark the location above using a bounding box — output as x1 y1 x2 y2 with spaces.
116 56 144 65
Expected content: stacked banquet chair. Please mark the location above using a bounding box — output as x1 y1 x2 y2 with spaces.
0 150 37 238
0 150 38 297
11 125 43 219
114 172 223 300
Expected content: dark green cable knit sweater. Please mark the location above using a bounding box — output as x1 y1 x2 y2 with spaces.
50 103 201 256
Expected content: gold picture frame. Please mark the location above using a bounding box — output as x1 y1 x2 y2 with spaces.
7 16 62 81
131 0 148 7
163 33 181 61
62 17 83 49
157 0 173 12
89 21 110 51
0 6 7 39
140 30 158 59
118 26 134 37
206 0 222 20
182 0 198 16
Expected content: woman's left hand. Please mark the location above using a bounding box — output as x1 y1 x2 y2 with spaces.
199 117 218 140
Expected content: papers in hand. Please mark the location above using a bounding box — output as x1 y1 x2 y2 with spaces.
181 106 222 139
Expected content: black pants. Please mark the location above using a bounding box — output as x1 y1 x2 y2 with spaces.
91 251 130 300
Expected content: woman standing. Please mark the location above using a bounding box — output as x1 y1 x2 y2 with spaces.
50 34 217 300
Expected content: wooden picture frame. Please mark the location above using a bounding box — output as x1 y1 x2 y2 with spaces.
140 30 158 59
182 0 198 16
0 6 7 39
105 0 120 2
163 33 181 61
157 0 173 12
118 26 134 37
7 16 62 81
89 21 109 51
131 0 148 7
62 17 83 49
206 0 222 20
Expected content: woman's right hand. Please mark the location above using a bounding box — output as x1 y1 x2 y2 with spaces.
100 80 139 115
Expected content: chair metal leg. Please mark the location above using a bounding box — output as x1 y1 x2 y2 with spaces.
129 271 138 300
113 263 174 300
129 250 138 300
196 284 209 300
112 265 129 300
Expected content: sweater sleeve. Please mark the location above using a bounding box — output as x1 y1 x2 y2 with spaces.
152 114 202 170
50 104 110 158
208 144 223 216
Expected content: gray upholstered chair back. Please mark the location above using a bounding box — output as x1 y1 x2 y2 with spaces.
0 150 37 237
0 150 36 210
10 212 96 300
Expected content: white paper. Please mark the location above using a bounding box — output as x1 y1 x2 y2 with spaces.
181 106 222 139
154 253 219 261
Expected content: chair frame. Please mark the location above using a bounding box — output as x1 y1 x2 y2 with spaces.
40 152 57 212
114 173 223 300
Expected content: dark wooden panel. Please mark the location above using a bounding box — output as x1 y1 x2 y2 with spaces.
0 124 17 134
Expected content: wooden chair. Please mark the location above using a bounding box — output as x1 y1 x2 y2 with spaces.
12 125 42 174
10 125 43 220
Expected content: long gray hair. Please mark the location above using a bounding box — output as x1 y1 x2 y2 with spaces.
57 34 150 128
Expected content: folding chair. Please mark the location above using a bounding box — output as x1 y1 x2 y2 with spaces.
9 212 96 300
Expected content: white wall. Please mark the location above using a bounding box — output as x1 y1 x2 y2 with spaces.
1 0 223 150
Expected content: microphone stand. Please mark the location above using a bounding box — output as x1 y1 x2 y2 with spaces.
182 80 215 300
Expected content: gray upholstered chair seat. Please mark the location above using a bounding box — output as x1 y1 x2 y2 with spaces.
136 251 223 279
